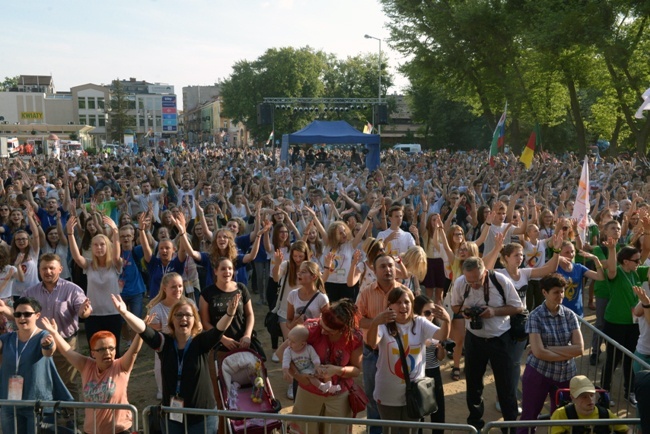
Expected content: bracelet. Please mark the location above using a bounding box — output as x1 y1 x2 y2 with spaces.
485 223 492 226
327 267 334 272
179 232 186 236
643 304 650 309
41 342 54 350
225 312 235 317
552 248 561 254
67 233 73 236
366 216 373 221
138 228 145 232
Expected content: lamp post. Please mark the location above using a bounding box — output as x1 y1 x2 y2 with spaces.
364 34 382 135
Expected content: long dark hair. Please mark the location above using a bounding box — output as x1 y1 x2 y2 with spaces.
385 287 416 337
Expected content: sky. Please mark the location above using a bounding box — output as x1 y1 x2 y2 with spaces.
3 0 409 110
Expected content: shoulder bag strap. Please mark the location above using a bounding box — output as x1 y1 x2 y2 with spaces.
394 329 413 390
302 291 320 316
272 271 289 313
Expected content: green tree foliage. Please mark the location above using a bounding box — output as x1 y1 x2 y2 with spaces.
221 47 393 141
0 76 19 91
380 0 650 156
108 80 135 143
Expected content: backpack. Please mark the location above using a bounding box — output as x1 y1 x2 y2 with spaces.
487 271 529 341
564 403 610 434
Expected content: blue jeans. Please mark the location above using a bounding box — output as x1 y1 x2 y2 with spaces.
121 292 144 319
162 415 217 434
0 407 71 434
362 345 382 434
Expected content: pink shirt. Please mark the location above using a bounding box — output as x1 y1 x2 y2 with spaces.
81 357 133 433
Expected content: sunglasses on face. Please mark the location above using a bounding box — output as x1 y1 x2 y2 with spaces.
14 311 36 318
422 310 434 317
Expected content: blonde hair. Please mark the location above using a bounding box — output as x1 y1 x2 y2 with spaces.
300 261 326 293
90 234 115 270
147 272 187 310
326 221 352 249
402 246 428 282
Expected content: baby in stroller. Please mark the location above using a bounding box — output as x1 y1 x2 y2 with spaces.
282 325 341 394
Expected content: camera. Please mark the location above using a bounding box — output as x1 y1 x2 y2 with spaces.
463 306 486 330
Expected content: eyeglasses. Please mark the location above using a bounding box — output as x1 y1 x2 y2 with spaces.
14 238 29 242
627 258 641 264
92 346 116 353
14 311 36 318
422 310 434 317
174 313 194 319
453 233 463 237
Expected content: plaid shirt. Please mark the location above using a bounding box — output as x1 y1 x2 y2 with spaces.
526 302 580 382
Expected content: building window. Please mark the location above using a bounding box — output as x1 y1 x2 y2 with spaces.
88 98 96 109
139 118 144 127
97 97 105 109
98 117 106 127
128 100 136 110
79 115 87 125
78 98 86 109
88 116 97 127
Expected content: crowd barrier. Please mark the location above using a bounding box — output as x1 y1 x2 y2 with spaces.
483 418 641 433
574 317 650 417
0 399 138 434
141 406 480 434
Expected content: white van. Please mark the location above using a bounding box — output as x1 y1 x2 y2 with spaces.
60 140 83 157
0 137 20 157
393 143 422 154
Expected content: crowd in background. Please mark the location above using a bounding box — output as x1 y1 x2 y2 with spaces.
0 143 648 433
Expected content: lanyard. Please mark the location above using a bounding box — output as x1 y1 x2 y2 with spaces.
15 329 39 375
173 337 192 396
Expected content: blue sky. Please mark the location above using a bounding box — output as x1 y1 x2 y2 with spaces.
3 0 408 109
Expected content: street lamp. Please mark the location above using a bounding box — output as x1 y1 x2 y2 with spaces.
364 34 382 135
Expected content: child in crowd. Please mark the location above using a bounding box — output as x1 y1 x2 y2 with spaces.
282 325 340 394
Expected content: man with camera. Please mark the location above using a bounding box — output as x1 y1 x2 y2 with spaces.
451 257 524 433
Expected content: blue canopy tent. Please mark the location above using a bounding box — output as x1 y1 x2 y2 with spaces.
281 120 380 170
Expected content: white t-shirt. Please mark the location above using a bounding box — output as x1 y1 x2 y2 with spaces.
377 228 416 257
450 271 523 338
149 298 197 334
282 344 320 375
287 289 329 320
483 224 516 257
12 246 40 297
496 268 533 308
85 265 122 316
0 266 17 299
374 317 440 406
275 261 300 319
324 242 355 284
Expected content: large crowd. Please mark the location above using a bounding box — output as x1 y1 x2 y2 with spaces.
0 143 649 434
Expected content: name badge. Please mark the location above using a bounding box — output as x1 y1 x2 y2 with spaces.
169 396 184 423
8 375 23 400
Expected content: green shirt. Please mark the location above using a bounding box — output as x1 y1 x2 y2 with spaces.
592 245 620 299
604 265 648 324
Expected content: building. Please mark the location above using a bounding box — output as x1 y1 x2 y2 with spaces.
182 85 250 147
70 84 110 147
0 75 93 153
381 94 424 146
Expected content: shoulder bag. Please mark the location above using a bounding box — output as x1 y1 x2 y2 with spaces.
394 326 438 419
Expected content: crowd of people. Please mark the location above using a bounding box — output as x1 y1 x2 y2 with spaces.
0 143 648 433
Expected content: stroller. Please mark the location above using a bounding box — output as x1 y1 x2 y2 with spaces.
217 348 283 434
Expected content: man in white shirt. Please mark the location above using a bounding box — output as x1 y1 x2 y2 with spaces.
376 204 416 257
451 257 523 432
131 180 164 223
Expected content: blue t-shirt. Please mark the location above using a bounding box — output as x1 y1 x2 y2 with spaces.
36 206 69 232
146 256 185 298
556 263 589 317
120 246 146 297
0 330 73 401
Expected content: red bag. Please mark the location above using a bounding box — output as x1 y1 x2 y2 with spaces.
348 383 369 417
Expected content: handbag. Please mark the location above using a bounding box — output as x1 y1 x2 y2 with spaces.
347 382 369 417
509 310 529 342
265 275 288 338
394 328 438 419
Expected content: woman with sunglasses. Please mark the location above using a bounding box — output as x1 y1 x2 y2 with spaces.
0 297 73 434
113 293 239 434
40 317 143 434
601 244 650 406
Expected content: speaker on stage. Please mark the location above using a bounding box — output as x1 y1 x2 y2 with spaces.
257 103 273 125
377 104 389 125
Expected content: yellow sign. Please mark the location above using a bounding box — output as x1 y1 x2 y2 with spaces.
21 112 43 120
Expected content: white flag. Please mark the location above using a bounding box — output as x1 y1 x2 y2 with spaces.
572 156 590 245
634 87 650 119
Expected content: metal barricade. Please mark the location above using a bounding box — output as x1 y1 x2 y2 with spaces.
483 418 640 433
576 316 650 416
142 406 480 434
0 399 139 434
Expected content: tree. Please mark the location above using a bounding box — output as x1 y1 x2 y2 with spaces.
0 76 19 91
108 79 135 143
220 47 394 142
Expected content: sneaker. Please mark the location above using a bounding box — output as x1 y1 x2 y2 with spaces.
287 386 294 400
625 393 637 407
589 353 598 366
271 353 280 363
